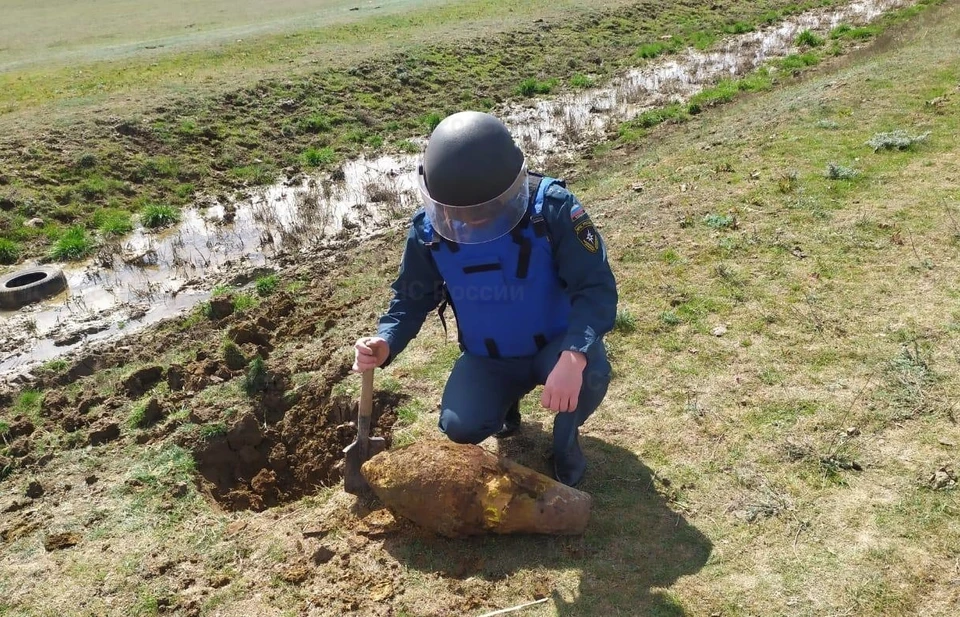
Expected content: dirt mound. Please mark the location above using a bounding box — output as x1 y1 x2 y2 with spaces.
194 372 401 511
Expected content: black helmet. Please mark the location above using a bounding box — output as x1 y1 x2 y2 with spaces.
419 111 528 244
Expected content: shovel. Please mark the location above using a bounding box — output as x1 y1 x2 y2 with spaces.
343 369 387 495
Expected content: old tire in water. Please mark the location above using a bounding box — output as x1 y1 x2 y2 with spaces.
0 266 68 310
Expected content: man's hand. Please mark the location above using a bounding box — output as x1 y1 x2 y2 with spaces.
353 337 390 373
542 351 587 413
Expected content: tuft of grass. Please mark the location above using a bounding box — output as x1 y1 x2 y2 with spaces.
301 113 333 133
51 225 94 261
570 73 594 89
614 309 638 333
243 357 267 396
14 390 42 417
300 146 337 167
140 204 180 229
635 40 676 60
659 311 681 327
200 423 228 439
703 213 737 229
255 274 280 297
795 29 824 48
778 52 820 71
0 238 20 264
517 77 556 97
825 162 859 180
222 341 248 371
866 130 930 152
41 359 68 372
423 112 443 133
397 139 420 154
232 293 258 313
831 23 880 40
127 401 148 429
94 208 134 237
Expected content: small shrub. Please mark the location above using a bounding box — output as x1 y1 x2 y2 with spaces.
141 204 180 228
614 309 638 333
0 238 20 264
301 146 336 167
51 226 94 261
817 119 840 130
866 130 930 152
703 213 737 229
825 163 859 180
570 74 594 89
795 30 824 48
244 357 267 395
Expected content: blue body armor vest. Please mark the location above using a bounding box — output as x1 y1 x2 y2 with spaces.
422 175 571 358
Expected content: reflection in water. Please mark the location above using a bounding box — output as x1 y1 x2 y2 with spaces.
0 0 914 376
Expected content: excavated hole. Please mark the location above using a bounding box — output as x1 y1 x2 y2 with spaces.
194 385 402 511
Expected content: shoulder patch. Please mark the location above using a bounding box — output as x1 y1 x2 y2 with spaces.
574 218 599 253
570 202 588 222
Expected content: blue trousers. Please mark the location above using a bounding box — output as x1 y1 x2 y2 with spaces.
438 337 611 462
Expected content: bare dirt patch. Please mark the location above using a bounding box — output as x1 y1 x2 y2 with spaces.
192 373 401 511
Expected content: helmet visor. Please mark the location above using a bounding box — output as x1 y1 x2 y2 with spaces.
419 164 529 244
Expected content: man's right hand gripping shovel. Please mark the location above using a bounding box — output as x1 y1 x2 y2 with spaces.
343 337 391 495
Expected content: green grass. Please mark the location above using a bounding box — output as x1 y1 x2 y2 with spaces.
255 274 280 297
517 77 557 96
139 204 180 228
14 390 42 417
795 29 824 48
0 238 20 264
570 73 594 89
243 356 267 395
50 225 94 261
300 146 337 167
232 293 258 312
94 208 135 236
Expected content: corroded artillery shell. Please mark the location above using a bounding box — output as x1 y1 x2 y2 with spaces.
361 440 592 537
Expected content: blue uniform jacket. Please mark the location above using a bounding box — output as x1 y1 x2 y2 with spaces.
377 182 618 362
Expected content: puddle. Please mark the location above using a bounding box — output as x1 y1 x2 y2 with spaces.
0 0 916 379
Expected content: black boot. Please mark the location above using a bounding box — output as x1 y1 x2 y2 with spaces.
494 401 521 438
553 430 587 487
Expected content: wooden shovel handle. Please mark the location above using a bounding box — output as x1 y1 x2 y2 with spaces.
358 369 374 445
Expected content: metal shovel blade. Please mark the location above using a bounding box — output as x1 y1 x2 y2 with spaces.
343 369 387 495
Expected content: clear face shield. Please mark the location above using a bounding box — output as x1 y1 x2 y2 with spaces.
419 163 529 244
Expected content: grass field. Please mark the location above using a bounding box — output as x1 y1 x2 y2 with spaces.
1 0 959 615
0 0 442 71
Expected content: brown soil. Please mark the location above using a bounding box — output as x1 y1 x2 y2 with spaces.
192 367 402 511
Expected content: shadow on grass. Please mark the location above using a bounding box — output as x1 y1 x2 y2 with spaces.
382 420 712 616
